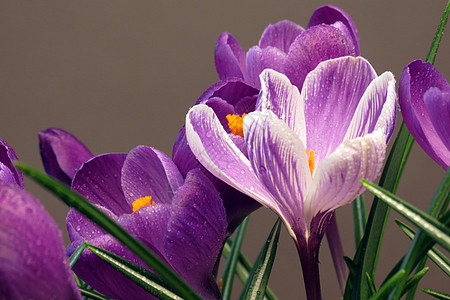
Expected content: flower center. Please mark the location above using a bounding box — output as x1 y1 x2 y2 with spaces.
226 113 247 137
305 149 315 178
132 196 155 214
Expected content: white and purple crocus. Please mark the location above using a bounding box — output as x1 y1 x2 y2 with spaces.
0 138 82 299
186 56 397 299
399 60 449 170
39 129 227 300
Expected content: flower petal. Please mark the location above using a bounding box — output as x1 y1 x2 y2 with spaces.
424 88 450 152
302 56 377 164
246 46 287 88
259 20 305 53
164 169 226 300
0 182 81 300
196 78 259 107
344 71 397 141
304 130 386 225
0 138 23 187
72 153 130 215
121 146 178 205
244 110 312 236
186 104 276 209
308 5 360 55
256 69 306 144
39 128 93 185
215 32 247 81
282 24 357 90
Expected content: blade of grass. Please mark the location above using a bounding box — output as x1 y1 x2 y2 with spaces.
422 288 450 300
15 162 203 300
353 195 367 248
221 216 250 300
69 241 87 268
367 270 406 300
78 287 113 300
240 219 281 300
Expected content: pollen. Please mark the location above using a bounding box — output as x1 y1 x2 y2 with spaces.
305 149 315 178
226 113 247 137
132 196 155 214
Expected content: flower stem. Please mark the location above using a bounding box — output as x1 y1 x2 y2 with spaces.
296 239 322 300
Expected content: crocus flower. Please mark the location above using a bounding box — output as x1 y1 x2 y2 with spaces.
0 140 81 299
215 5 359 89
399 59 450 170
67 145 227 300
186 56 397 299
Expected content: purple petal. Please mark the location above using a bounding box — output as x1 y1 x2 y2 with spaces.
121 146 178 205
424 88 450 152
204 97 236 133
0 182 81 299
0 138 23 187
259 20 305 53
246 46 287 88
215 32 247 81
72 153 130 215
302 56 377 164
196 78 259 107
304 130 386 224
256 69 306 143
308 5 360 55
244 110 312 236
344 71 397 141
69 235 152 300
153 148 185 193
282 24 357 90
172 126 203 178
164 169 226 299
39 128 93 185
399 60 450 169
185 104 277 210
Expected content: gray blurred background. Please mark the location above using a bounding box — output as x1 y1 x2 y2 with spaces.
1 1 449 299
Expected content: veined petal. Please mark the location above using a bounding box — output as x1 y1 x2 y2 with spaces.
0 182 81 300
186 104 277 210
39 128 93 186
215 32 247 81
304 130 386 226
344 71 397 141
0 162 17 186
0 138 23 187
256 69 306 144
196 78 258 107
282 24 357 90
244 110 312 236
302 56 377 164
259 20 305 53
72 153 130 215
246 46 287 88
164 169 226 300
308 5 360 55
424 88 450 152
121 146 179 205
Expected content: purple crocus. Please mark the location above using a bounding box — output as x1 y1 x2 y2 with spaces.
399 60 449 170
67 145 227 300
215 5 359 89
0 140 81 299
186 56 397 299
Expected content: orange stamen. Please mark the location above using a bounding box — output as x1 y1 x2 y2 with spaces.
226 113 247 137
305 149 315 178
132 196 155 214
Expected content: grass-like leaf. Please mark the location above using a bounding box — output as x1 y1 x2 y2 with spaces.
240 219 282 300
69 241 87 268
368 270 406 300
365 273 376 297
361 179 450 252
15 162 203 300
353 195 367 248
403 267 429 296
78 286 113 300
86 243 181 300
422 288 450 299
222 240 278 300
221 216 250 300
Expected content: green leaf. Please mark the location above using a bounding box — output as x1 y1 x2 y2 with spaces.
367 270 406 300
240 219 282 300
69 241 87 268
78 286 113 300
403 267 429 296
86 243 181 300
361 179 450 252
396 220 450 277
221 216 250 300
422 288 450 300
353 195 367 248
15 162 203 300
222 240 278 300
365 273 376 297
425 0 450 64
